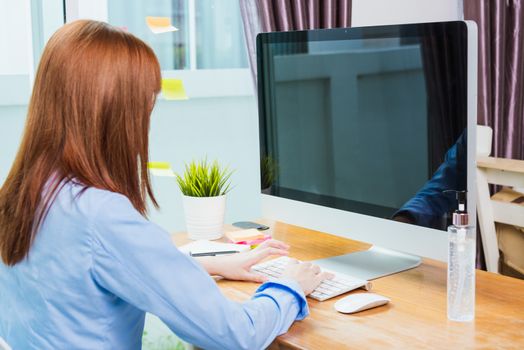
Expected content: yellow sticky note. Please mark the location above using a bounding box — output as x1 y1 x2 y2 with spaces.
146 16 178 34
148 162 175 177
148 162 172 170
161 79 188 100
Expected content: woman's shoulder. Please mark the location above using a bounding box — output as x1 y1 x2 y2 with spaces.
61 182 155 245
61 181 138 223
65 183 169 260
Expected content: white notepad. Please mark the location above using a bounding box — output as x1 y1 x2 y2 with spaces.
178 240 250 256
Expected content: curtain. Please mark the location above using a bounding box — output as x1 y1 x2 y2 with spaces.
464 0 524 160
239 0 352 83
420 26 468 176
464 0 523 270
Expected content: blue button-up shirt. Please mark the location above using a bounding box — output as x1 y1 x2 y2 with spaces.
395 131 467 229
0 181 308 349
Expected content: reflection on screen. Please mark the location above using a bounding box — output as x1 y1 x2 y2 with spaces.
258 23 468 231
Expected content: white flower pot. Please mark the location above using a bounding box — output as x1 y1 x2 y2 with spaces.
261 186 272 195
182 195 226 240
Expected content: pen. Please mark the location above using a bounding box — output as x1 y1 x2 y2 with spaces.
190 250 240 257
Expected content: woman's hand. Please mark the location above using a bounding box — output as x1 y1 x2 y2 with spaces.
196 239 289 283
280 260 333 295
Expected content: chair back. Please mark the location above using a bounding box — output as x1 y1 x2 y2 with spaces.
477 125 493 157
476 125 524 272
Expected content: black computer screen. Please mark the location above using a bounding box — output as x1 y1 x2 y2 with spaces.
257 22 468 231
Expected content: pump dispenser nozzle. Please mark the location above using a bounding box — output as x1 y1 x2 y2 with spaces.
444 190 469 226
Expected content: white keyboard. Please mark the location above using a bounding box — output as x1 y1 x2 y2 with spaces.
252 256 372 301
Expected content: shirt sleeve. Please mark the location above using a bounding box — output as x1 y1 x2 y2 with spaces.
89 193 308 350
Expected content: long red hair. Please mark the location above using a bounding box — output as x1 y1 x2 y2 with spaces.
0 20 161 265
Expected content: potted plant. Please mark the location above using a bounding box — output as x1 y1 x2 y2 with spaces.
261 155 277 195
175 159 233 240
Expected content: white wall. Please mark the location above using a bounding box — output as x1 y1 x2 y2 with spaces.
0 0 63 106
40 1 66 47
0 106 27 179
352 0 463 27
148 97 261 232
0 97 261 233
0 1 32 175
0 0 32 75
65 0 108 23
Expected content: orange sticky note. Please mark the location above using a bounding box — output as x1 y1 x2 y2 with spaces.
225 229 266 243
161 79 188 100
146 16 178 34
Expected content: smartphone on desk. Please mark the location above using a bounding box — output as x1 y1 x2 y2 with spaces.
232 221 270 231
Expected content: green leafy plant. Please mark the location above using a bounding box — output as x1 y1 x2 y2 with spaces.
175 159 233 197
261 155 277 190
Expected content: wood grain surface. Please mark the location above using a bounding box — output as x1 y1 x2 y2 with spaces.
173 221 524 349
477 156 524 174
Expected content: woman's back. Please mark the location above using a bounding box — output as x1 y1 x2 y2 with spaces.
1 182 147 348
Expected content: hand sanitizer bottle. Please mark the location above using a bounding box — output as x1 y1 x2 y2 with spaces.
447 190 475 322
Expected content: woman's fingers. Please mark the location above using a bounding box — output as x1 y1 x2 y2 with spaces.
256 239 289 251
254 247 289 259
267 239 290 250
301 261 312 269
315 271 334 284
245 272 269 283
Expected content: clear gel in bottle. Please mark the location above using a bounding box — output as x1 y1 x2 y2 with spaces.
446 190 475 322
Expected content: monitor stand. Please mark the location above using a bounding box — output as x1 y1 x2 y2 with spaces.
313 246 422 281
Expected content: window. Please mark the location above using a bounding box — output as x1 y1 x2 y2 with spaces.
0 0 64 106
195 0 248 69
65 0 253 97
107 0 248 71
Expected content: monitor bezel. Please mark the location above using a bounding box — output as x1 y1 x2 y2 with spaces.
256 21 477 261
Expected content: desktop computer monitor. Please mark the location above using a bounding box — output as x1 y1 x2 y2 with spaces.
257 21 477 261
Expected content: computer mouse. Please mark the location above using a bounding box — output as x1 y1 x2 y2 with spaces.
334 293 390 314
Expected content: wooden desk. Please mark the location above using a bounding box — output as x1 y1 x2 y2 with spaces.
173 221 524 349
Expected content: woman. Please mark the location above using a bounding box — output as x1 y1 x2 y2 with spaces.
0 20 330 349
